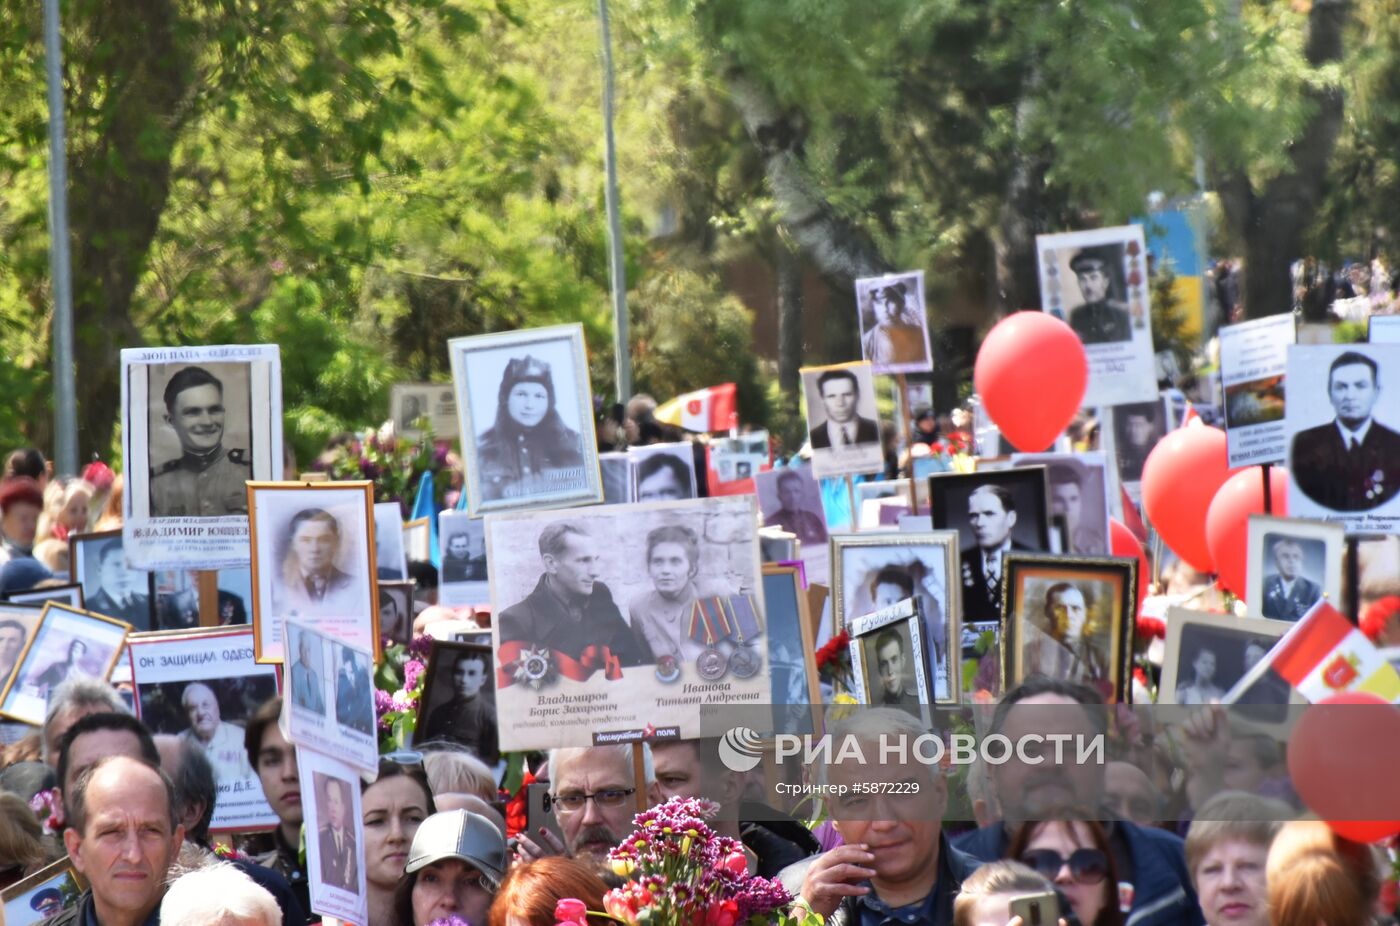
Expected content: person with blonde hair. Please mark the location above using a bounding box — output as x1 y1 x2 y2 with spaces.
35 477 93 546
1266 820 1379 926
0 791 54 891
953 860 1063 926
422 747 498 802
1183 792 1290 926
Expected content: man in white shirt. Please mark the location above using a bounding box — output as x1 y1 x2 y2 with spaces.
177 682 254 786
808 369 879 450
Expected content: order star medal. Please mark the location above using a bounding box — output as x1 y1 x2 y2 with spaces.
514 646 555 690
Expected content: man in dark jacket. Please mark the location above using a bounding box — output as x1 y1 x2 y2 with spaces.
777 708 981 926
953 678 1204 926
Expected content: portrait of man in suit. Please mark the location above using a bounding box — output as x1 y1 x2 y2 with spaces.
317 775 358 892
85 539 151 630
290 630 326 716
808 369 880 450
958 484 1032 623
335 645 374 736
274 508 360 617
1260 536 1322 621
1291 350 1400 511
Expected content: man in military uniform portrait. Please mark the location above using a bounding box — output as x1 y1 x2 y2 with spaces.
149 365 252 517
1067 245 1131 345
421 648 499 764
870 626 922 717
1292 350 1400 511
763 469 828 546
85 539 151 629
1260 536 1322 621
959 484 1033 623
273 508 361 617
441 529 487 583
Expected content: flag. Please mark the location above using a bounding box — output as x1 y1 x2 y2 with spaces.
411 471 441 568
1268 602 1400 703
654 383 738 433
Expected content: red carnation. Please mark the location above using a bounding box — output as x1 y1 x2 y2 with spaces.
1361 596 1400 643
1136 617 1166 641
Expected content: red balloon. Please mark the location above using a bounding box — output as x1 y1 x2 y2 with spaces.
1141 425 1235 573
1109 518 1150 615
1205 466 1290 598
974 312 1087 453
1287 692 1400 843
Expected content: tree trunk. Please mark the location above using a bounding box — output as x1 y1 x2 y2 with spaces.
992 77 1047 315
776 238 803 425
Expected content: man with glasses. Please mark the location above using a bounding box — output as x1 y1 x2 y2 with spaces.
953 678 1203 926
514 744 658 871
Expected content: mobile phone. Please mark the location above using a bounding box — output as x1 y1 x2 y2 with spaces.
525 781 565 846
1008 891 1060 926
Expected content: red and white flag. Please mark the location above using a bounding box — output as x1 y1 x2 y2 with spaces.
1244 601 1400 703
654 383 738 433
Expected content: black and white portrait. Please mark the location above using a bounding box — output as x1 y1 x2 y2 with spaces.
848 601 931 723
378 582 414 647
801 363 884 479
153 568 200 631
928 468 1051 626
600 452 632 505
1245 515 1342 623
333 642 375 737
373 502 408 582
831 532 959 703
855 271 933 375
311 768 361 894
70 532 154 632
214 567 253 626
628 443 698 502
1162 612 1291 717
391 383 459 440
300 750 367 922
250 483 378 662
486 496 768 751
1109 399 1168 486
755 465 829 548
415 641 499 765
438 510 488 608
1012 452 1111 556
284 620 378 775
0 607 39 694
1036 225 1157 406
288 624 328 716
120 345 283 571
449 324 601 516
1287 345 1400 527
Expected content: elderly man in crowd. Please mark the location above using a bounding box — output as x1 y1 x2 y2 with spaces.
52 755 184 926
779 708 980 926
178 682 253 784
161 863 282 926
42 678 129 768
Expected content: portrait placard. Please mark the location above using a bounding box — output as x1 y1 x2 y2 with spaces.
1162 609 1299 722
248 482 379 663
1101 397 1173 502
486 496 769 750
763 565 822 736
414 639 499 763
120 345 283 569
207 566 253 626
69 530 154 631
628 442 698 502
153 568 201 631
800 362 884 479
127 626 280 831
1 857 85 926
377 581 415 647
1285 344 1400 534
4 583 82 610
299 751 368 925
848 598 932 725
438 510 489 608
1010 452 1111 555
1220 314 1294 467
708 431 771 486
373 502 409 582
390 382 459 439
600 452 632 505
830 532 960 704
284 619 378 775
1036 225 1156 405
448 323 602 516
0 603 131 725
1001 554 1135 702
855 270 933 375
0 606 41 700
403 517 430 562
1244 515 1343 622
754 465 830 585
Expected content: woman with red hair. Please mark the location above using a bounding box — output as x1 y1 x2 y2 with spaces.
487 857 609 926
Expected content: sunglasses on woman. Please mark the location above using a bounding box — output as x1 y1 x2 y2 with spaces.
1021 848 1110 885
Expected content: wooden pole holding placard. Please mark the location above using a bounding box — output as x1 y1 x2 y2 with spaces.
1261 462 1272 515
1345 536 1361 623
632 743 648 814
196 571 221 627
845 474 857 533
894 374 918 513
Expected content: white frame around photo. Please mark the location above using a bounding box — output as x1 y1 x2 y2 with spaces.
299 750 369 925
847 597 933 726
855 270 934 375
437 509 489 608
1244 515 1344 622
1160 608 1303 718
800 361 885 479
283 618 378 775
4 583 83 611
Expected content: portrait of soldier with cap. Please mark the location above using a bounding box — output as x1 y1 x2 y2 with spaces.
1066 244 1132 345
148 364 252 518
475 354 587 503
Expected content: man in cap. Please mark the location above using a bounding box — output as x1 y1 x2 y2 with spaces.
149 365 252 517
1068 246 1132 344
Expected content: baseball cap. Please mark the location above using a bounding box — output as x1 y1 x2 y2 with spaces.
405 810 506 886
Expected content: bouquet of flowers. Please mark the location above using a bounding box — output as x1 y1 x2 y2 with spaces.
554 797 821 926
374 634 434 752
315 421 457 509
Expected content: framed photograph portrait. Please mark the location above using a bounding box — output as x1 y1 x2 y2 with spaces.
448 323 602 517
248 481 379 664
830 531 960 704
708 431 772 488
1285 344 1400 533
390 382 459 440
1161 609 1298 720
438 509 489 608
800 362 884 479
0 605 41 696
1104 397 1170 491
414 639 499 764
69 530 154 632
754 464 829 584
855 270 933 375
284 619 378 774
1220 314 1294 468
600 452 632 505
4 583 82 610
1011 452 1111 556
1002 554 1135 702
0 603 131 725
299 752 368 925
373 501 409 582
120 345 283 570
1245 515 1343 622
403 517 430 562
486 495 768 750
1036 225 1158 406
377 581 415 647
763 565 821 736
153 568 201 632
2 857 85 926
928 468 1051 626
628 442 698 502
127 626 280 831
848 598 932 725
